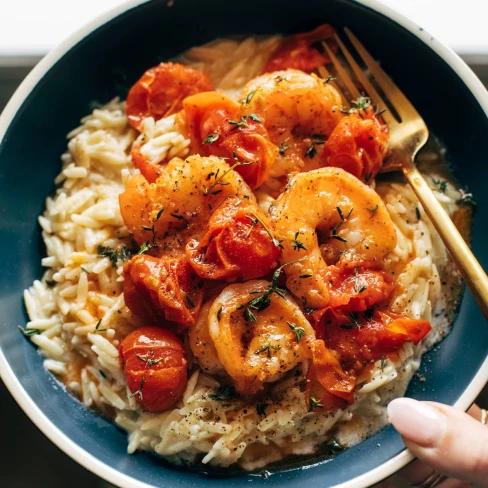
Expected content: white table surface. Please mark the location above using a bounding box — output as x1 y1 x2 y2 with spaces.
0 0 487 58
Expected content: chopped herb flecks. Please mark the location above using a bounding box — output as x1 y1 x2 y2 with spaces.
208 385 233 401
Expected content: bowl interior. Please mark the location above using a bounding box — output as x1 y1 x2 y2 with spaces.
1 0 488 486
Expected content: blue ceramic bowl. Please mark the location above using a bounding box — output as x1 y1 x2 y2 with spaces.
1 1 488 486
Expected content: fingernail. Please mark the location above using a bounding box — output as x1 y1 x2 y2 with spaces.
388 398 446 446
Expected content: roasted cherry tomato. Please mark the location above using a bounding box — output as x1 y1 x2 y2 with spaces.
321 263 394 312
131 143 163 183
120 326 187 412
186 198 280 280
323 108 389 182
126 62 213 130
323 309 431 373
178 92 278 189
123 255 204 329
263 24 336 74
305 339 355 412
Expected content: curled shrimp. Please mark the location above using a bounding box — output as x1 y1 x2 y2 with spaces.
241 70 344 177
189 300 225 375
273 167 397 309
119 155 255 257
207 279 315 397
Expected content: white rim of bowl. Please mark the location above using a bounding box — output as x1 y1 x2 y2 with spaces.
0 0 487 487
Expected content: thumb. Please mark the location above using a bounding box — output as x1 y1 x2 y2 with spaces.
388 398 488 485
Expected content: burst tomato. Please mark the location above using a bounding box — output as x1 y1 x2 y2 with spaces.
263 24 336 74
321 263 394 312
126 62 213 130
323 109 389 182
305 339 355 412
323 309 431 373
123 255 204 329
178 92 277 189
186 198 280 280
120 326 187 412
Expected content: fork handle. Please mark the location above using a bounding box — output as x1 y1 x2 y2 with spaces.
403 164 488 320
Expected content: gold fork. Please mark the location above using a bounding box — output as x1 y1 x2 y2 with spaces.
318 28 488 320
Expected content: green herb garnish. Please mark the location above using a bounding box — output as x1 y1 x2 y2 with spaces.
287 321 305 343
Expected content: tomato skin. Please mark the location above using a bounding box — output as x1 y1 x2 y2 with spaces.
126 62 213 131
123 255 204 329
187 198 280 280
323 309 431 372
179 92 278 189
323 110 389 182
263 24 336 74
120 326 187 412
305 339 355 412
321 263 394 312
131 143 163 183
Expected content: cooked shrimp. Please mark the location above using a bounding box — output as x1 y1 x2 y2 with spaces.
273 167 397 309
241 70 344 176
189 300 225 375
119 155 255 257
208 280 315 397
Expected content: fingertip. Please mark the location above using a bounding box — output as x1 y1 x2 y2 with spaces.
387 398 445 447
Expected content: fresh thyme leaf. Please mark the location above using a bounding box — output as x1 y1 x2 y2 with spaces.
99 370 107 379
45 279 56 287
287 321 305 343
217 306 222 321
245 216 259 238
364 307 375 322
129 377 145 400
341 96 372 115
279 142 290 156
98 245 133 268
256 404 268 416
324 75 336 84
300 274 313 278
155 207 165 221
203 133 219 145
254 343 280 358
292 239 307 251
171 213 184 220
305 143 318 159
341 312 363 329
332 235 347 243
228 116 249 129
236 304 244 310
93 319 107 333
80 267 89 274
205 158 256 195
137 241 157 255
416 207 421 220
142 224 154 232
208 385 234 401
432 178 447 193
244 307 258 323
336 206 345 221
248 113 262 123
136 353 163 367
19 326 41 337
353 267 367 294
380 355 388 371
365 172 373 183
308 395 325 412
367 204 379 215
185 293 195 308
245 91 256 104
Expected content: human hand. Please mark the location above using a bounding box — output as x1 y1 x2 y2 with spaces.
384 399 488 487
